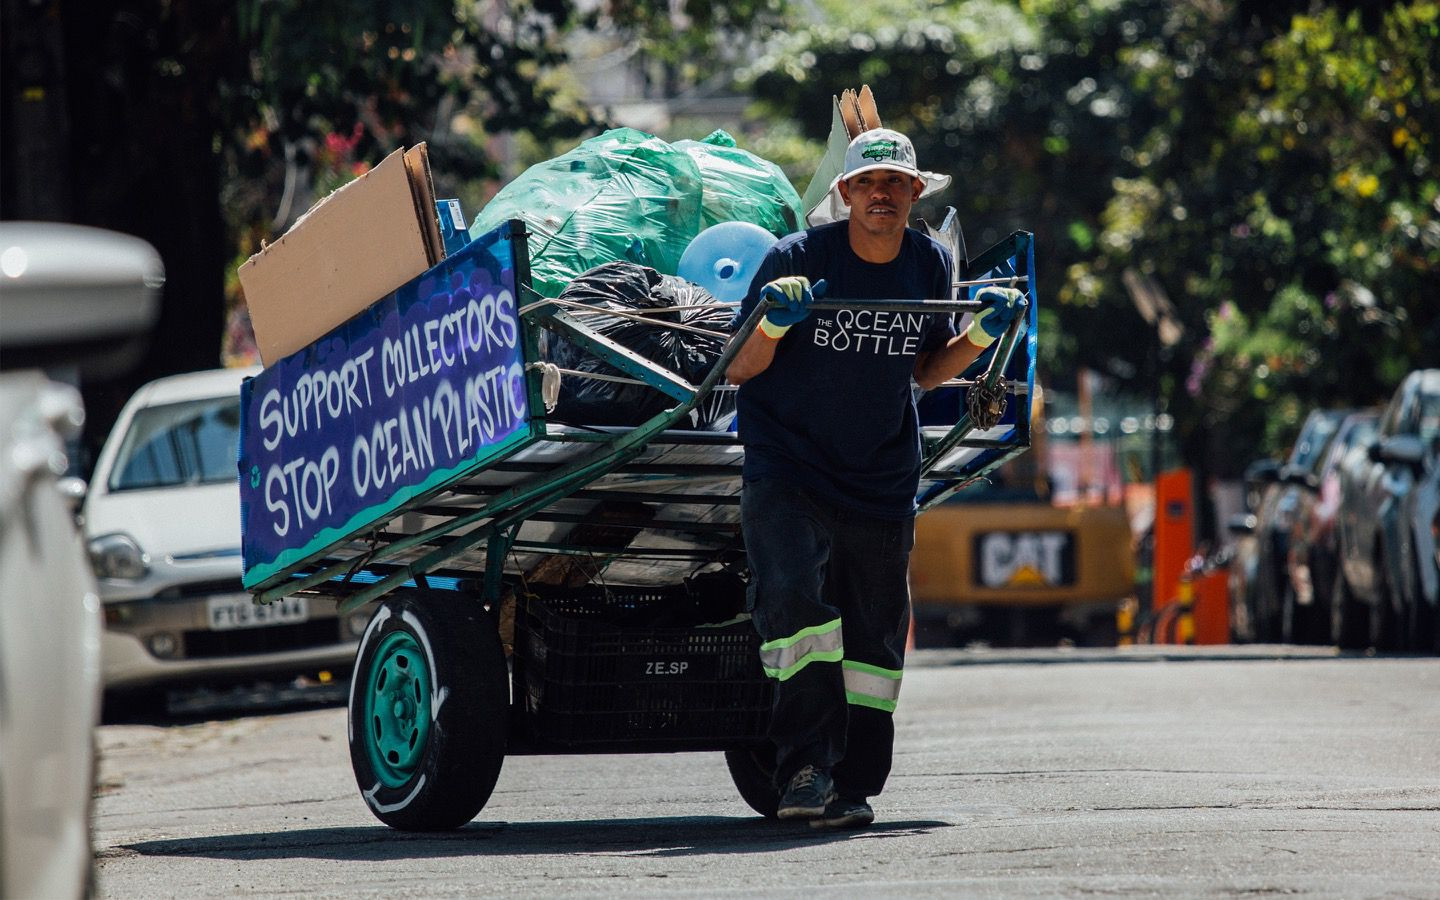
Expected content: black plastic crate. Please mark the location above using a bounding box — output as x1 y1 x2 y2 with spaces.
518 586 772 749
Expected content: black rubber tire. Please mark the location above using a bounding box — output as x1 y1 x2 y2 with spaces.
1408 594 1438 654
1252 536 1286 643
348 590 509 831
1282 584 1327 646
1369 560 1401 653
1280 587 1300 645
1331 572 1369 651
725 744 780 819
1251 583 1278 643
1401 542 1439 653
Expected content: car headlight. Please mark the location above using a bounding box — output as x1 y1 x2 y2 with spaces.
88 532 150 580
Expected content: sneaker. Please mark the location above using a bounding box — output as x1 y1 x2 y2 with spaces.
810 797 875 830
777 764 836 819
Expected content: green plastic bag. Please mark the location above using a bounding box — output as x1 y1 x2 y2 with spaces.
468 128 704 301
673 130 803 237
469 127 803 301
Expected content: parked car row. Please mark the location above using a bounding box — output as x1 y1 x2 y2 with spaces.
1231 369 1440 652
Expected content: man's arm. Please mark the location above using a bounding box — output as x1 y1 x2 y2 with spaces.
725 276 824 385
913 333 987 391
725 328 781 385
724 252 785 386
914 286 1026 390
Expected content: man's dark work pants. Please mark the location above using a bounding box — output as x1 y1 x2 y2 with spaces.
741 477 912 801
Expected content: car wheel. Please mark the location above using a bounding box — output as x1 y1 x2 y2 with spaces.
1281 586 1301 644
724 743 780 819
1283 584 1328 646
1253 556 1284 643
1406 593 1438 654
1309 552 1339 636
1369 560 1401 653
1399 539 1439 653
1331 573 1368 651
348 590 508 831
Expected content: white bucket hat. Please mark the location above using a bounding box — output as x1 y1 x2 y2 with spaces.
834 128 922 185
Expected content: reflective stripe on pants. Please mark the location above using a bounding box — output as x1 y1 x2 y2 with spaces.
760 617 844 681
843 659 903 713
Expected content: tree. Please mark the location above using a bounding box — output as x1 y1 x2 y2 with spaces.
2 0 593 461
12 0 246 462
219 0 603 359
741 0 1184 450
742 0 1439 478
1080 1 1440 470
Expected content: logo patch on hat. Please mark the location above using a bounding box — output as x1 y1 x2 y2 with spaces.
829 126 951 199
861 140 898 162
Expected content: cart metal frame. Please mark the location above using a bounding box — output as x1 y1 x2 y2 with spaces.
246 221 1034 619
236 219 1035 827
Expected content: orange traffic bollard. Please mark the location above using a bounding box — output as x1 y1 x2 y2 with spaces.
1175 572 1195 645
1116 597 1137 647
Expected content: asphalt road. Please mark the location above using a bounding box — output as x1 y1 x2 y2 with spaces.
93 647 1440 898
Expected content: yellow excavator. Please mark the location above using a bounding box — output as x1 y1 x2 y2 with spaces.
910 383 1136 646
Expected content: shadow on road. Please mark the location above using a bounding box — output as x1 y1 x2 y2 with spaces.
102 677 350 726
908 644 1346 668
110 816 954 860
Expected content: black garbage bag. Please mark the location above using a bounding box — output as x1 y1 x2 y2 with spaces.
546 261 736 430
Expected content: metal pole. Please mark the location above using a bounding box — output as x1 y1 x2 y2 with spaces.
1144 327 1162 621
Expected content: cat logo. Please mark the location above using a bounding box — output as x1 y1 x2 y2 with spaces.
974 530 1076 588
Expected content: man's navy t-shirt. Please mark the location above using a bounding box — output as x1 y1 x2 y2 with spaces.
734 221 955 518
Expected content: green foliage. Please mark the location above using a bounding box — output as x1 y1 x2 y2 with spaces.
1094 1 1440 471
217 0 795 273
212 0 604 365
586 0 789 73
143 0 1437 475
732 117 826 196
744 0 1439 475
222 1 591 235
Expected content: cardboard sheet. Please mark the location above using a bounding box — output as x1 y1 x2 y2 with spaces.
239 144 443 365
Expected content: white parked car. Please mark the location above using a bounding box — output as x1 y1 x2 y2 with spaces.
1 221 160 900
83 366 367 711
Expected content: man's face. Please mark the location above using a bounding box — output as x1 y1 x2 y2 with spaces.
839 168 924 238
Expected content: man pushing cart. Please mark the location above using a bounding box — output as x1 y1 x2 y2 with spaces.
236 96 1036 832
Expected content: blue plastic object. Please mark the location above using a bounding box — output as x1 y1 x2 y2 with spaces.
677 221 778 303
435 199 469 256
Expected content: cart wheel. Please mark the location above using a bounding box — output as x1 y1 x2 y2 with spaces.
348 590 508 830
724 744 780 819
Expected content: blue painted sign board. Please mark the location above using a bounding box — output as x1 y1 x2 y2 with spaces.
239 221 530 588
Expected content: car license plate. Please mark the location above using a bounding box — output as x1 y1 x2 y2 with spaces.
206 593 308 631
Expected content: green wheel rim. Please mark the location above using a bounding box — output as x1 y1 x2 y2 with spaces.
362 630 434 788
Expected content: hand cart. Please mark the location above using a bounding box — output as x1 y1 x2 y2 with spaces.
237 219 1036 830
